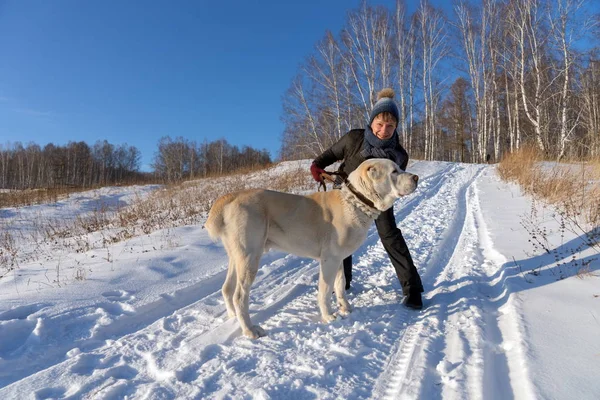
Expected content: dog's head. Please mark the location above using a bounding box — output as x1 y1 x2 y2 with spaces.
347 159 418 211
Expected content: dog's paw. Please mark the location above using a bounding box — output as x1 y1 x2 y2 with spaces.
227 310 237 319
243 325 267 339
321 313 338 323
338 303 353 316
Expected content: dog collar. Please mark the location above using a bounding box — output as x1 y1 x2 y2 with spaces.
344 179 376 210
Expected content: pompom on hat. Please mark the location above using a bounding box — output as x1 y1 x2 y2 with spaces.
369 88 400 125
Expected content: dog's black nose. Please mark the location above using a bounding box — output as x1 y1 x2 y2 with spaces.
412 175 419 183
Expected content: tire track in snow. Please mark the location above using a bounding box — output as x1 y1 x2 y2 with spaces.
415 173 513 400
426 173 535 400
375 165 536 400
373 163 486 399
467 178 537 400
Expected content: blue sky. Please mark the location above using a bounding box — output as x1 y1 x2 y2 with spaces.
2 0 410 171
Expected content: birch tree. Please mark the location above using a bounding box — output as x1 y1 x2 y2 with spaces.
548 0 588 159
509 0 550 152
305 31 347 141
342 1 394 120
455 0 497 162
280 76 323 157
580 58 600 157
394 0 417 149
416 0 449 160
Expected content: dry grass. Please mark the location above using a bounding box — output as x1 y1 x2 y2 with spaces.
499 147 600 278
497 145 538 184
0 231 18 278
0 187 74 208
499 147 600 227
0 180 164 209
118 163 314 235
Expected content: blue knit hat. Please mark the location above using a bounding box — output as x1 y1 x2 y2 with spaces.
369 88 399 125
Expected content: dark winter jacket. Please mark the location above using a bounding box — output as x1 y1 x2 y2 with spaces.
313 129 409 179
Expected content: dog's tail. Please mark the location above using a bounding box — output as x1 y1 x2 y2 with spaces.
204 193 236 241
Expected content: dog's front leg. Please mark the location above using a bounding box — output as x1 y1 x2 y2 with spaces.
334 264 352 315
318 258 340 323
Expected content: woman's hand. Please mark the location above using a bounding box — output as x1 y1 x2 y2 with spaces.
310 162 326 182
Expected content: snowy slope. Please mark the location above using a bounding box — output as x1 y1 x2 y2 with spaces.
0 161 598 399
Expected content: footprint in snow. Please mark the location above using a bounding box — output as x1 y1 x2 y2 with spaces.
0 318 38 356
101 289 135 302
98 302 135 316
98 290 136 317
34 387 66 400
69 353 104 375
70 353 121 375
104 364 139 380
0 303 50 321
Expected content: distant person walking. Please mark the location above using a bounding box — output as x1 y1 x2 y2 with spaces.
310 88 424 309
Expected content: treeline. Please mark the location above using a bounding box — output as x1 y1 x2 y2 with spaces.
0 140 142 189
0 137 272 189
281 0 600 163
152 136 272 183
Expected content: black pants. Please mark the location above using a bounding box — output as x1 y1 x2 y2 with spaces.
343 206 423 295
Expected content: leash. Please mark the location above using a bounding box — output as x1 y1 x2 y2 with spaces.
317 170 342 192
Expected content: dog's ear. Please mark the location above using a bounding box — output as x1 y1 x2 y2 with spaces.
366 164 382 181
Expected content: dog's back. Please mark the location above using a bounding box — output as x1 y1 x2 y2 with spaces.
205 189 319 242
205 189 279 242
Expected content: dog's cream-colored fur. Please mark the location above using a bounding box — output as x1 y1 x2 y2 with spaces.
205 159 418 338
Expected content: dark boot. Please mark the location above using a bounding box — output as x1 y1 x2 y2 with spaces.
343 255 352 290
404 291 423 310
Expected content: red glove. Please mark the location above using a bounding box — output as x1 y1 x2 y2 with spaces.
310 162 325 182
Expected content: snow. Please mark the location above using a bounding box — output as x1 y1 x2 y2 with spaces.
1 160 598 399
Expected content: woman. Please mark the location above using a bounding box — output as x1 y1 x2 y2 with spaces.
310 88 424 309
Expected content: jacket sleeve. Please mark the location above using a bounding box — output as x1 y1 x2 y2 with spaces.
397 145 409 171
313 134 349 169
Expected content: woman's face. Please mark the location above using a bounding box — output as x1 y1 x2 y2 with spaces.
370 115 396 140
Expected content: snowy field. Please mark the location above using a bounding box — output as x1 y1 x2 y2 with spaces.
1 160 598 399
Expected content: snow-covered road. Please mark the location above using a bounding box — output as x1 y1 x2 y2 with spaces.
1 161 598 399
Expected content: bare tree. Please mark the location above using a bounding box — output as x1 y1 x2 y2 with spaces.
394 0 415 148
342 1 394 120
416 0 449 160
455 0 499 162
548 0 589 159
441 77 474 162
580 57 600 157
280 76 324 157
305 31 348 141
510 0 551 152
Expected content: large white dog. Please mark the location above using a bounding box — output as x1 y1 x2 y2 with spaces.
204 158 418 338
